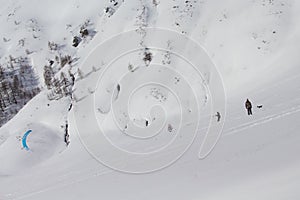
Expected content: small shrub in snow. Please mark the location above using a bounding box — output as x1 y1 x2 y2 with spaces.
48 41 58 51
72 36 81 47
143 50 153 65
80 28 89 37
60 55 72 68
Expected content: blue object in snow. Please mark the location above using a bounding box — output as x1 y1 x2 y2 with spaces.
22 130 32 150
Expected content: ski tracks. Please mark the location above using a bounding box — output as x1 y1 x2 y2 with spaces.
223 105 300 137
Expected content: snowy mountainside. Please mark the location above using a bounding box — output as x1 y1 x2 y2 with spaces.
0 0 106 126
0 0 300 199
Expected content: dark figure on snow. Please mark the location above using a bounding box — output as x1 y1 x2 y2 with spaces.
64 123 70 146
215 112 221 122
245 99 253 115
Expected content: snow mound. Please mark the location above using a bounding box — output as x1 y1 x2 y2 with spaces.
0 122 64 176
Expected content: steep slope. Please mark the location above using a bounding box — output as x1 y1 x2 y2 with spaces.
0 0 300 199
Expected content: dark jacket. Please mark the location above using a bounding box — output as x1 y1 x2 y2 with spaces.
245 99 252 109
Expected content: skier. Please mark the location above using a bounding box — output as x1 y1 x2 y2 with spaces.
245 99 253 115
215 112 221 122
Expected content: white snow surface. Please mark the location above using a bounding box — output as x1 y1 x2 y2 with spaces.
1 0 300 199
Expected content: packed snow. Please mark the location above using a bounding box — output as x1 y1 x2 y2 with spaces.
0 0 300 199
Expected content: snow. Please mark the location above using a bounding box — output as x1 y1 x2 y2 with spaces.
1 0 300 199
0 123 64 176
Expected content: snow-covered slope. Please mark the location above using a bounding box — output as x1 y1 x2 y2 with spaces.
1 0 300 199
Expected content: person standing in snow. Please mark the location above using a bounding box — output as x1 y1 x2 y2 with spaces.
245 99 253 115
215 112 221 122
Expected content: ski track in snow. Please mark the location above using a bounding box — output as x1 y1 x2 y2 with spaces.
6 104 300 200
1 0 300 199
223 105 300 136
11 170 113 200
